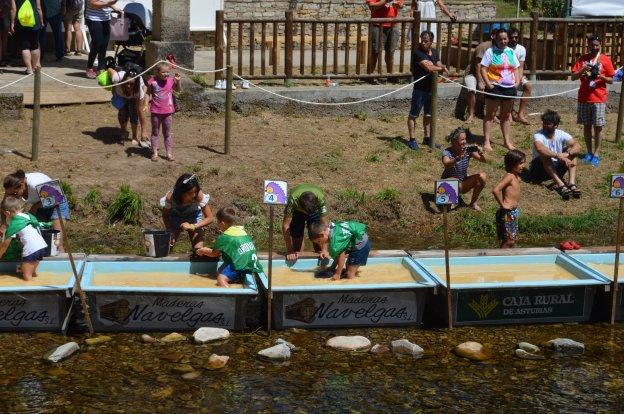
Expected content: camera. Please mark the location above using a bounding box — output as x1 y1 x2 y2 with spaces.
588 64 600 80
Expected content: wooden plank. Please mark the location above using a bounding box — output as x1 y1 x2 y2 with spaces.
311 22 317 75
399 21 406 73
261 22 266 75
356 23 362 74
237 22 243 76
323 22 328 75
345 23 350 75
300 22 305 75
334 22 340 74
249 22 255 76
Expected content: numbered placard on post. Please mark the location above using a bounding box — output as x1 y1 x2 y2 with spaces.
36 180 66 208
610 174 624 198
435 179 459 205
264 180 288 205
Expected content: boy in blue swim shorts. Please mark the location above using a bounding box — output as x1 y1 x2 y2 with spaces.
492 149 526 248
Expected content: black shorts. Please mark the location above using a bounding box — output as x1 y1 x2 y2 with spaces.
529 157 568 182
485 84 517 101
16 28 40 51
289 210 321 239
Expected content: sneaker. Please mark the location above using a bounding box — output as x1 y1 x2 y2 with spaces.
590 154 600 167
422 137 431 146
241 80 250 89
408 139 419 151
86 68 97 79
214 79 224 90
581 153 593 163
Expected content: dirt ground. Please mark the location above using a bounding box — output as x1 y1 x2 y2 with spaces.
0 101 622 254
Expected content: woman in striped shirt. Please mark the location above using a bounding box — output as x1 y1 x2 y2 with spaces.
85 0 121 78
441 127 487 211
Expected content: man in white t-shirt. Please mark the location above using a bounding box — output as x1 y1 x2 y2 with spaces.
509 27 532 125
530 110 582 200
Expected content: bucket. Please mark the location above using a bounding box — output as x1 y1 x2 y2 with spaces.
143 230 171 258
41 229 61 257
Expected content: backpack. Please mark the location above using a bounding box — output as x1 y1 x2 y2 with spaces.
17 0 36 28
66 0 84 12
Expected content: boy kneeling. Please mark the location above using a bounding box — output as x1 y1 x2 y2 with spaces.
196 207 263 288
309 221 371 281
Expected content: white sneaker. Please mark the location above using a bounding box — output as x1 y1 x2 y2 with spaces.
214 79 224 90
229 82 236 90
241 80 250 89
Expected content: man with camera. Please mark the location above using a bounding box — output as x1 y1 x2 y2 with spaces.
571 35 615 167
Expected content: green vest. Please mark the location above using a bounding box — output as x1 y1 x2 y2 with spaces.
284 183 328 217
214 226 264 273
328 221 367 259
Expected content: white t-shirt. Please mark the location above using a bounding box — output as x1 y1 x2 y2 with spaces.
512 44 526 64
533 129 573 161
12 213 48 257
25 172 52 205
112 71 146 100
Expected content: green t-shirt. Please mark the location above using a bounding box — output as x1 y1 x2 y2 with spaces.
214 226 263 273
328 221 367 259
283 184 328 217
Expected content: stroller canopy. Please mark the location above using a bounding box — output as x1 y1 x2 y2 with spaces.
118 0 152 30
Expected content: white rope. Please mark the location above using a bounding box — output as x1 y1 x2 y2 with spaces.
439 74 580 99
0 73 33 90
232 74 427 106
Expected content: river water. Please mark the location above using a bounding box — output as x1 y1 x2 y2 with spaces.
1 323 623 412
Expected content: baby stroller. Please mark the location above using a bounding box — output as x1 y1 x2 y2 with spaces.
110 2 152 70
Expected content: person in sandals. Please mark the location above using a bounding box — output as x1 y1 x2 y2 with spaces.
529 110 582 200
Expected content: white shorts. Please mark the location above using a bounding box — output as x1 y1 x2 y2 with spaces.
464 74 477 91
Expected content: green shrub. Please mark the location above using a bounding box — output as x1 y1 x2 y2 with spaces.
191 75 210 87
375 188 399 202
83 187 102 209
354 110 368 121
366 153 381 163
107 185 142 225
60 180 76 209
336 188 365 205
390 139 405 151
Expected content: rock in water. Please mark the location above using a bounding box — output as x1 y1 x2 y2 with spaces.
171 364 195 373
391 339 424 358
193 327 230 344
85 336 112 346
518 342 540 354
370 344 390 354
181 371 201 380
546 338 585 355
326 336 371 351
207 354 230 369
141 334 156 343
515 349 545 360
44 342 80 363
453 341 490 361
161 333 187 343
276 338 297 351
258 344 291 361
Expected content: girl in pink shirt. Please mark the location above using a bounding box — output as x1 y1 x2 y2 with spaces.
146 62 181 162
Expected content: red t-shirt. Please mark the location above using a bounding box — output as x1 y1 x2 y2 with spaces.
366 0 401 28
572 53 615 103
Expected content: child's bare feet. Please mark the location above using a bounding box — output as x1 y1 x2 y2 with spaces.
217 275 230 288
331 273 341 281
483 144 493 152
464 115 475 124
151 153 159 162
166 153 176 162
468 203 482 211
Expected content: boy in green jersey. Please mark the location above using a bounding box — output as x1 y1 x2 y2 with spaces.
309 221 371 281
196 207 263 288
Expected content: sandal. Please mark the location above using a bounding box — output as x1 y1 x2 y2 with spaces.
567 183 581 199
166 154 176 162
151 153 159 162
554 185 571 201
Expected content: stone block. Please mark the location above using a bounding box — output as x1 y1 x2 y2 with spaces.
0 93 23 119
147 41 195 69
153 0 190 42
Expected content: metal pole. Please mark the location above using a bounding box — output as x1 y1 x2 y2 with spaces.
31 67 41 161
610 198 623 324
267 205 274 334
430 71 438 148
443 205 453 329
57 205 94 334
615 79 624 143
225 65 233 155
516 0 521 18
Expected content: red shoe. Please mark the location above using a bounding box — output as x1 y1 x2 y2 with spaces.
559 241 574 251
569 240 581 250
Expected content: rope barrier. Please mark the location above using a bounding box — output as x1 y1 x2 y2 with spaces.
0 72 33 90
232 74 427 106
439 74 580 99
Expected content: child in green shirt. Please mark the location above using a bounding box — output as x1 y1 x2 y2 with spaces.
309 221 371 281
196 206 263 288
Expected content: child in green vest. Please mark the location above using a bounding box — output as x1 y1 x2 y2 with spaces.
309 221 371 281
0 196 51 280
196 206 263 288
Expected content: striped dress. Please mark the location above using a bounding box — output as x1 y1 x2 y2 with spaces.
441 147 474 181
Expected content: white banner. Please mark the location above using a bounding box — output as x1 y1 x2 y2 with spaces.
571 0 624 16
281 291 418 327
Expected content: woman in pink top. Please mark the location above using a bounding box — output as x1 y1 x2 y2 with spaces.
146 62 181 162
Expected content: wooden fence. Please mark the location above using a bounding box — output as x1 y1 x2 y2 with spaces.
214 10 624 82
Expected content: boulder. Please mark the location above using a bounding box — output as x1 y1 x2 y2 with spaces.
517 342 540 354
326 336 371 351
44 342 80 363
546 338 585 355
85 336 112 346
514 349 545 360
161 332 187 343
258 344 291 361
391 339 424 358
453 341 490 361
207 354 230 369
370 344 390 354
276 338 297 351
193 327 230 344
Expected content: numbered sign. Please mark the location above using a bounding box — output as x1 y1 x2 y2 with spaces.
435 179 459 205
264 180 288 205
36 180 66 208
611 174 624 198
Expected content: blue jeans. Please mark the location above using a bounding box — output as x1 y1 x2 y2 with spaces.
35 201 71 222
39 13 64 60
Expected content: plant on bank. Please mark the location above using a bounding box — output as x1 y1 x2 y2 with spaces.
83 187 103 210
60 180 76 209
107 185 142 225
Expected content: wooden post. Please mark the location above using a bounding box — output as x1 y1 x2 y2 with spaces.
225 65 232 155
31 67 41 162
610 198 624 324
411 10 420 59
443 205 453 329
430 71 438 148
56 206 94 334
267 205 274 333
215 10 225 83
285 11 294 84
615 78 624 143
529 11 539 81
